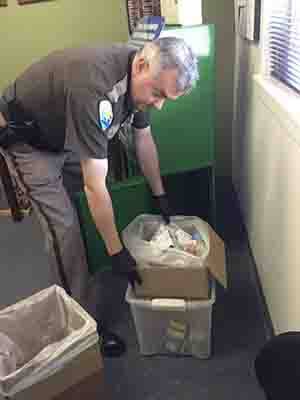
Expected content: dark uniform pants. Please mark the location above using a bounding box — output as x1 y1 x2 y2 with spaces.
2 143 95 307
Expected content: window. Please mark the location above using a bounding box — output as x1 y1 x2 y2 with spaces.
267 0 300 94
127 0 161 33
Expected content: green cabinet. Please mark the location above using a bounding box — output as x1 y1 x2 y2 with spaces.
76 24 216 274
151 24 216 175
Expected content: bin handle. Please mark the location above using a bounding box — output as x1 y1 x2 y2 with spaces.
151 298 186 311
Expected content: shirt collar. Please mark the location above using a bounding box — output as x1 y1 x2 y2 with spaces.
125 51 137 113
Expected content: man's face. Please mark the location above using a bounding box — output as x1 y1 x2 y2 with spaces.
131 57 185 112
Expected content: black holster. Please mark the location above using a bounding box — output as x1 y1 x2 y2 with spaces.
0 122 41 149
0 125 20 149
0 100 41 149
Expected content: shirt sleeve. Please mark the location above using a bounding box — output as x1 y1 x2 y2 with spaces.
132 110 150 129
65 87 109 159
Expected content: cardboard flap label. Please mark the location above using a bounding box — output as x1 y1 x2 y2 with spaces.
206 223 227 288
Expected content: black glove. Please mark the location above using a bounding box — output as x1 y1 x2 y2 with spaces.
153 193 172 224
111 247 142 289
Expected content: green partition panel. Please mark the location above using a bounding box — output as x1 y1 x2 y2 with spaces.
76 177 155 274
151 24 216 175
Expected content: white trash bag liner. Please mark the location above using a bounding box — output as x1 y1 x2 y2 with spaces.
122 214 210 268
0 285 98 397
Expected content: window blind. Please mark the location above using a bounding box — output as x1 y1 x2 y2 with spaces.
268 0 300 93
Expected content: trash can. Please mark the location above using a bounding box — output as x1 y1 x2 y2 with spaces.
0 285 102 400
126 281 216 358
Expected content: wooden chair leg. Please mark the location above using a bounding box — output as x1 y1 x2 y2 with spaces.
0 152 24 222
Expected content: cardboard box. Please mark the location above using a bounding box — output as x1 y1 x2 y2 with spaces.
53 369 110 400
123 216 227 300
0 286 102 400
8 343 103 400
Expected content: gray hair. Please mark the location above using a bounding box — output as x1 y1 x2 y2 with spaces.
140 37 199 93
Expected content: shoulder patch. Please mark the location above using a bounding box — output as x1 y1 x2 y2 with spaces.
99 100 113 131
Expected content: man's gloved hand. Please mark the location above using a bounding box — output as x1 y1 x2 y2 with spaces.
111 247 142 289
153 193 172 224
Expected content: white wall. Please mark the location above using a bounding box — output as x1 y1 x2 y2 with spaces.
232 0 300 333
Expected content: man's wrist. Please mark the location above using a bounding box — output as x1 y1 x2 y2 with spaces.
107 241 123 257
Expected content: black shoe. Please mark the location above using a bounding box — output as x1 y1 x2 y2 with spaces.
99 331 127 358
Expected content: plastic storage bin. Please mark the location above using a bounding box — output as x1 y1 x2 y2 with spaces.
126 281 215 358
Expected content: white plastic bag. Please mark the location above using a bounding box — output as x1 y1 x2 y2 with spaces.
0 285 98 397
122 214 210 268
0 333 24 378
150 224 174 251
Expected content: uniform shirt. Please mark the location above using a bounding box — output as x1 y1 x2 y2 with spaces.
1 45 150 158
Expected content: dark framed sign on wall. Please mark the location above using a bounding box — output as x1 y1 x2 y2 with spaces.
17 0 53 4
237 0 261 42
127 0 161 33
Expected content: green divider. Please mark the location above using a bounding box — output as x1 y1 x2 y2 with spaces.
75 176 155 274
151 24 216 176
